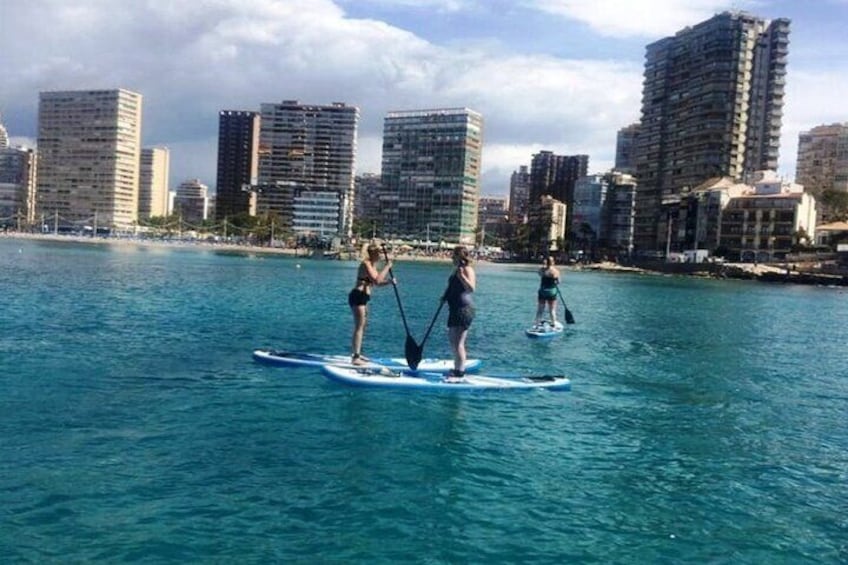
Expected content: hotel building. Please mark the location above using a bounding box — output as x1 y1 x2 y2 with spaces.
255 101 358 239
380 108 483 245
36 89 143 231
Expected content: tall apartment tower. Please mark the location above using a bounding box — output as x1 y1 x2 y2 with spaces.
529 151 589 241
381 108 483 245
795 123 848 218
215 110 259 221
0 114 9 149
36 89 143 231
509 165 530 222
256 101 358 238
139 147 170 220
615 123 640 174
632 12 790 253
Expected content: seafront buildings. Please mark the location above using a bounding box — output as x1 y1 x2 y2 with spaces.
173 179 210 225
215 110 260 221
254 101 358 240
35 89 143 232
508 166 530 223
632 12 790 256
138 147 170 220
380 108 483 245
795 123 848 221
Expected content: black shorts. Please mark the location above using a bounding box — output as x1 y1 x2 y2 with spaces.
447 305 475 329
348 288 370 307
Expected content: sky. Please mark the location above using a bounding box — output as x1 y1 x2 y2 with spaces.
1 0 847 197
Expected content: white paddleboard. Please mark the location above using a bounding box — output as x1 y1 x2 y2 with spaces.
321 365 571 391
253 349 482 373
525 321 564 338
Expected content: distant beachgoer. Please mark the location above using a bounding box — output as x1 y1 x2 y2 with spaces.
534 256 561 327
442 245 476 379
349 243 393 365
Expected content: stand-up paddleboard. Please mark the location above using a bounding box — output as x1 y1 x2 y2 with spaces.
321 365 571 391
252 349 482 373
525 321 564 338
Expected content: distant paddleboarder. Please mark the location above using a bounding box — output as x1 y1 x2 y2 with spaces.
534 256 561 328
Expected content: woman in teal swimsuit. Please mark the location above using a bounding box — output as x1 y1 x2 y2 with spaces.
349 243 393 365
534 256 560 328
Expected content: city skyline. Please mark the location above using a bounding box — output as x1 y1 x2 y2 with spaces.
2 0 847 196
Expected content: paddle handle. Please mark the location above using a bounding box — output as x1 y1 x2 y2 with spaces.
381 244 412 335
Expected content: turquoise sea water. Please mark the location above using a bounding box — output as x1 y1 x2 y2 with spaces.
1 238 846 563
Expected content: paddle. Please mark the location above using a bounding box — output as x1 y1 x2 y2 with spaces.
556 285 576 324
381 244 421 369
416 298 445 356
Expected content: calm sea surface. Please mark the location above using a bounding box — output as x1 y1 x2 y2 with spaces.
1 238 846 563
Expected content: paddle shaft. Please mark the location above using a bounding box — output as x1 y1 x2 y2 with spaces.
556 284 575 324
381 245 414 337
418 298 445 350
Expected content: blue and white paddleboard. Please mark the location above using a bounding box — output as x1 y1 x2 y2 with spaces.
525 321 564 338
321 365 571 391
252 349 482 374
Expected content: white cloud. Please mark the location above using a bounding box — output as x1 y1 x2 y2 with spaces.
527 0 759 38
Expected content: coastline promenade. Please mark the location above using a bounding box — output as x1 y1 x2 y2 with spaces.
5 232 846 285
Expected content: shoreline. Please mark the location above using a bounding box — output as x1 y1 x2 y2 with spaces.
4 232 847 285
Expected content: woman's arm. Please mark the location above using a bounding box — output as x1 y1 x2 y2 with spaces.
458 265 476 291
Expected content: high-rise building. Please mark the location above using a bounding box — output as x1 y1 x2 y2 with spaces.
615 123 640 174
380 108 483 244
256 101 358 239
509 165 530 222
795 123 848 220
633 12 789 254
529 151 588 244
139 147 170 220
36 88 143 231
215 110 259 221
0 113 9 149
173 178 209 225
0 146 37 228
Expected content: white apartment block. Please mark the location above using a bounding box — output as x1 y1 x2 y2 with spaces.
36 89 142 231
139 147 170 220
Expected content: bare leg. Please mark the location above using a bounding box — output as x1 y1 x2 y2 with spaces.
548 299 557 325
449 326 469 373
534 300 545 324
351 305 367 364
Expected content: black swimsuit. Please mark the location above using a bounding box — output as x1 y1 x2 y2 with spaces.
444 270 475 329
348 277 371 307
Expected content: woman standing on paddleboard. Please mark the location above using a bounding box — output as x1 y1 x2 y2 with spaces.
349 243 393 365
534 256 561 328
442 245 476 379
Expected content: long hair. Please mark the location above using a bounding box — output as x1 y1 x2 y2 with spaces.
453 245 470 266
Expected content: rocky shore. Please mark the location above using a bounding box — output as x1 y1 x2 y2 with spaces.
580 259 848 287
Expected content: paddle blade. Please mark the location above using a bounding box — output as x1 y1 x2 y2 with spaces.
565 308 575 325
405 335 423 370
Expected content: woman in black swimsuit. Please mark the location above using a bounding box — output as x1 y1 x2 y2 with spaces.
349 243 393 365
442 245 476 378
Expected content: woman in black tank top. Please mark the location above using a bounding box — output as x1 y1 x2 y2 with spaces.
442 246 476 379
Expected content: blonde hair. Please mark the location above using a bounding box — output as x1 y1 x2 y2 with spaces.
361 242 382 260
